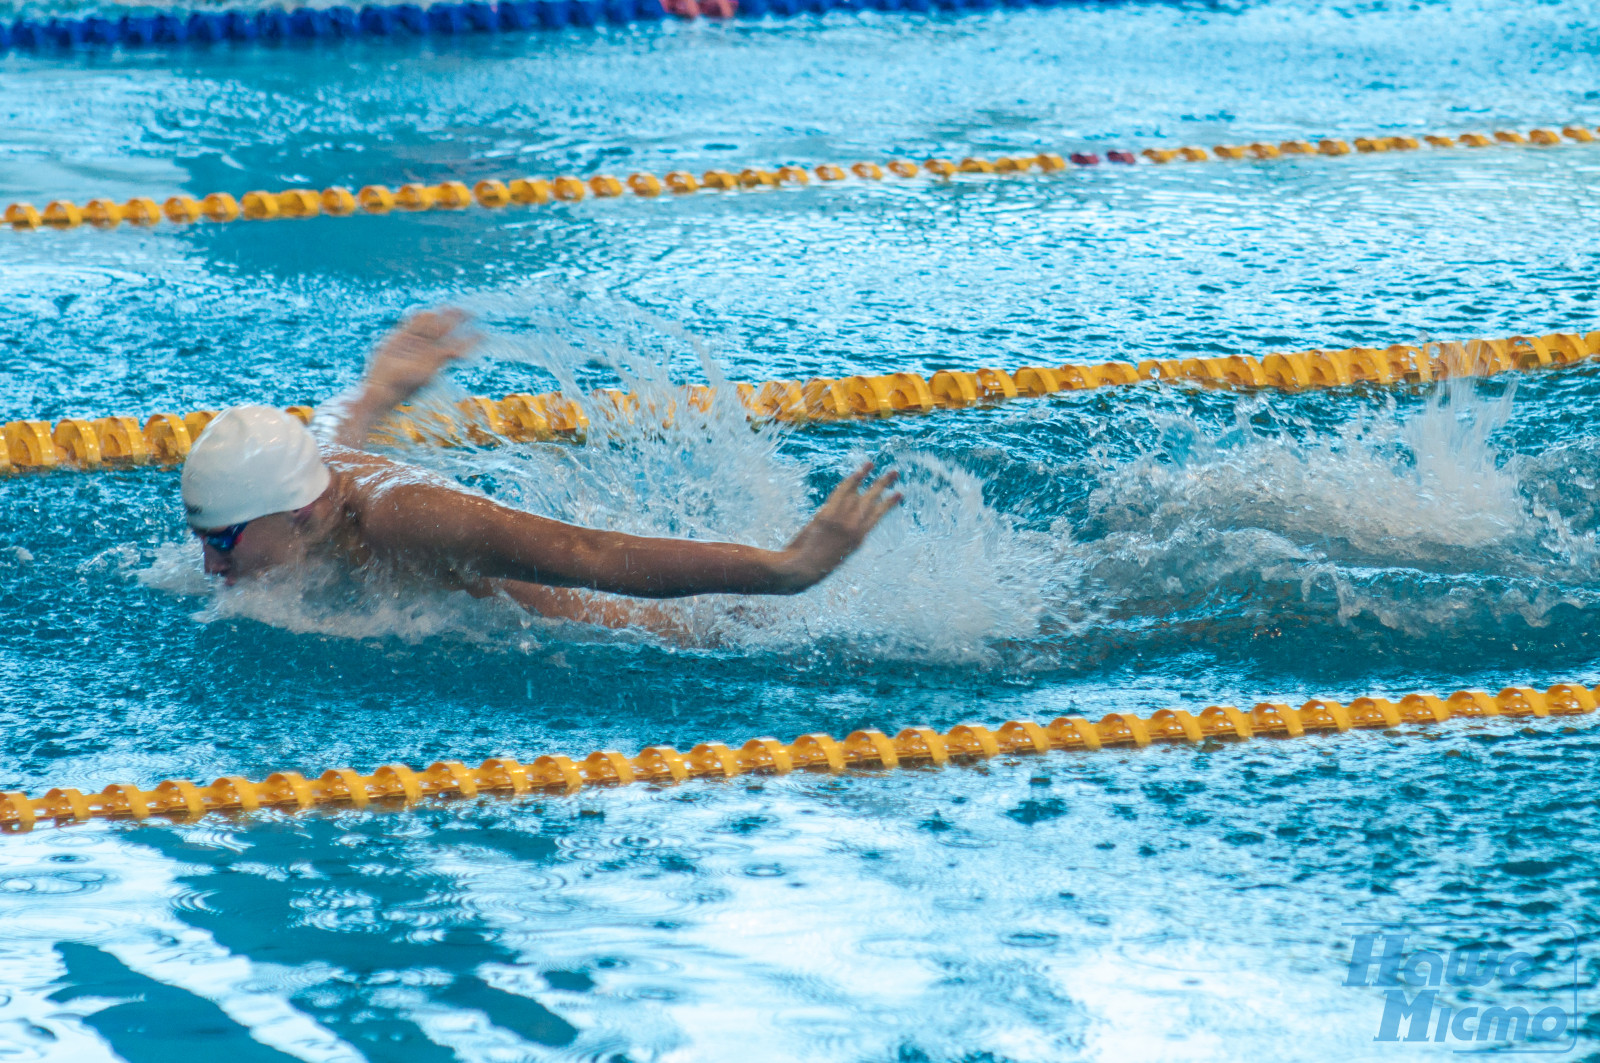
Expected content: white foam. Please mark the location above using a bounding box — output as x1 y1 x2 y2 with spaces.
137 298 1054 663
1072 376 1600 638
136 296 1598 657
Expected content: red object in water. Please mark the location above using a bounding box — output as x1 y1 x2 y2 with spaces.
699 0 737 15
664 0 700 16
1069 152 1101 166
1107 150 1136 164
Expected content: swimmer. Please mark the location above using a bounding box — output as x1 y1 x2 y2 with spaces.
181 310 903 629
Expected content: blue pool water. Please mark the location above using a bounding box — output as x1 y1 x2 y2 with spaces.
4 0 1600 1058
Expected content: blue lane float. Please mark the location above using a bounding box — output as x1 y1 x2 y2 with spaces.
0 0 1080 51
0 1 659 46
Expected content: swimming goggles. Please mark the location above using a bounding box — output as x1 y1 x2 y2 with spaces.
193 521 250 553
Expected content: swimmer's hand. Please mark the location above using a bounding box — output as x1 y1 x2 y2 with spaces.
334 308 480 448
775 462 902 592
367 308 478 398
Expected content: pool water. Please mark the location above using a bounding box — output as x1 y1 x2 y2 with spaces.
4 0 1600 1059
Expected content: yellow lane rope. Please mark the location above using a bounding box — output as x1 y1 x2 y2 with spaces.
5 123 1596 231
3 682 1593 832
1 328 1594 473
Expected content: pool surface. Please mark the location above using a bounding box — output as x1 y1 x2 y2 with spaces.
3 0 1600 1058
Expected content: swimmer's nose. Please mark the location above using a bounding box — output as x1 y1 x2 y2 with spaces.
201 544 231 579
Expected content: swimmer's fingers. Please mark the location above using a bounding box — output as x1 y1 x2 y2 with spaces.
414 316 480 361
414 310 481 358
781 462 902 588
865 471 904 523
401 311 479 368
824 466 901 535
813 462 873 518
371 312 481 399
859 468 899 505
856 472 903 532
435 308 482 357
834 461 873 498
436 329 481 364
863 469 898 500
408 307 468 339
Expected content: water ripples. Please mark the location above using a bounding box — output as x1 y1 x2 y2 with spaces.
6 0 1600 1059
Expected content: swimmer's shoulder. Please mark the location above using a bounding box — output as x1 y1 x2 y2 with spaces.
320 442 399 476
319 444 408 516
318 444 473 511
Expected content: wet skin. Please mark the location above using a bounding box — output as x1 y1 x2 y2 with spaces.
193 311 903 625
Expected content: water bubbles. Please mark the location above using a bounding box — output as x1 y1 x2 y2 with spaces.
0 872 105 895
1044 375 1600 664
1001 930 1060 948
139 298 1055 668
16 9 1600 1062
741 863 786 877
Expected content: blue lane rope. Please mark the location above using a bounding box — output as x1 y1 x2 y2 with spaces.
0 0 1085 51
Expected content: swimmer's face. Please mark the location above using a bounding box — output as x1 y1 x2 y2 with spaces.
196 511 302 585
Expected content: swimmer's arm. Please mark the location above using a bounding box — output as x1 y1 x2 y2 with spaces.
366 462 902 598
486 579 693 640
332 309 478 449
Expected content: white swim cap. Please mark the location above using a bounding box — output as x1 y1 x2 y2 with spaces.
181 405 331 528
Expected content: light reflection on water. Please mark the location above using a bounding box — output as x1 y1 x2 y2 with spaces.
2 0 1600 1057
5 719 1596 1061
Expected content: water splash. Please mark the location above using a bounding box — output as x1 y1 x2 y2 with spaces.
140 295 1053 665
137 292 1600 671
137 542 550 645
1061 376 1600 658
1086 377 1528 562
